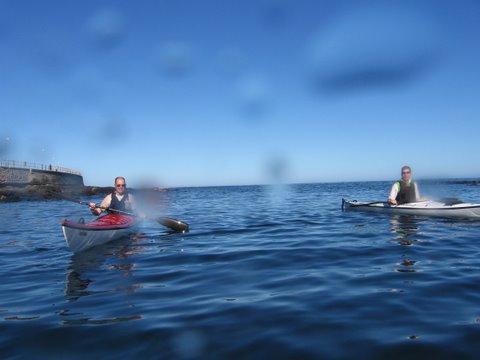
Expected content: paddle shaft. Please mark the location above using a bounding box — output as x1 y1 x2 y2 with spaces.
78 200 136 216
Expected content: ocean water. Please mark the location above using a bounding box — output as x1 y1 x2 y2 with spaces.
1 181 480 359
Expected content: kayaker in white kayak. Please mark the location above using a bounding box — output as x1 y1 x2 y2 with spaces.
387 166 420 205
89 176 137 215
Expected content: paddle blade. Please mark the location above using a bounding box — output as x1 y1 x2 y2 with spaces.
156 217 189 232
437 197 463 206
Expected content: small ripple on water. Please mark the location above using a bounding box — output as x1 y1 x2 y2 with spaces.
4 316 40 321
62 315 143 325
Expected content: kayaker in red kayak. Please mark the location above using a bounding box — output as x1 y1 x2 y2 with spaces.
89 176 137 215
387 166 420 205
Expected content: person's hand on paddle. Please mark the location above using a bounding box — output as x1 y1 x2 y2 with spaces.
89 202 101 216
387 198 397 206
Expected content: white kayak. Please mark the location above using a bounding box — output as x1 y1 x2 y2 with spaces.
61 213 140 253
342 199 480 219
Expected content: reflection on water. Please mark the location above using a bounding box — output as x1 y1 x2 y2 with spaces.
65 271 94 302
390 215 419 246
62 237 146 324
395 260 418 273
390 215 421 273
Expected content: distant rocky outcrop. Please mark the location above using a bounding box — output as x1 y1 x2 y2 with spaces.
446 180 480 186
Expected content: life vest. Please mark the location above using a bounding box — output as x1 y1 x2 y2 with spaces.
395 181 417 204
109 192 132 212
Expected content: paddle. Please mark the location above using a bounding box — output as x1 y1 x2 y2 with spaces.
437 197 463 206
342 199 385 210
72 200 189 233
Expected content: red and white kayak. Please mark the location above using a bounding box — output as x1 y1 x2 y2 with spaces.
61 213 140 253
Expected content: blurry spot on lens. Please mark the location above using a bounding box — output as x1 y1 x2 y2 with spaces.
236 74 270 120
260 0 291 28
218 47 247 78
132 177 168 214
306 4 443 95
87 9 126 51
93 113 130 143
155 43 193 78
265 154 291 206
265 154 290 184
268 156 286 182
0 136 13 157
31 32 75 77
172 330 206 359
28 140 52 163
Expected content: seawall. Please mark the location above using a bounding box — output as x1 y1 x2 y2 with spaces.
0 161 85 201
0 162 84 186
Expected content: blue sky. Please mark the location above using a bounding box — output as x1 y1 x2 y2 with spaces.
1 0 479 187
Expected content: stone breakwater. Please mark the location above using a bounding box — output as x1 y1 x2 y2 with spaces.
0 163 167 202
0 162 88 202
0 167 84 186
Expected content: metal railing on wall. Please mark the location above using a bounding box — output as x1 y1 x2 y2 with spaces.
0 160 82 176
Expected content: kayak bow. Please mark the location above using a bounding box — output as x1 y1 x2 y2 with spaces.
61 213 140 253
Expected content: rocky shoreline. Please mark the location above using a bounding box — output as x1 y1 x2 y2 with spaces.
0 184 168 203
0 185 115 202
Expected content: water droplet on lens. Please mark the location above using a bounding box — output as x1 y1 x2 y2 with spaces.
155 42 193 78
172 330 206 359
266 155 289 183
260 0 291 28
218 47 247 78
306 4 442 95
87 9 126 50
0 136 13 157
92 113 131 143
236 74 270 120
29 139 53 162
31 32 76 77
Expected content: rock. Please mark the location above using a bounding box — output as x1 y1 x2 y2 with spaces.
0 184 167 202
0 192 21 202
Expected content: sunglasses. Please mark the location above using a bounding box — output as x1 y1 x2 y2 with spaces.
402 171 411 174
116 184 126 187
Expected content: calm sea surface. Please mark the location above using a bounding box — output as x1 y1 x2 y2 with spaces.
1 181 480 359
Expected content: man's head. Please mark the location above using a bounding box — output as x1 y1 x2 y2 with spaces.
114 176 126 195
401 166 412 182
